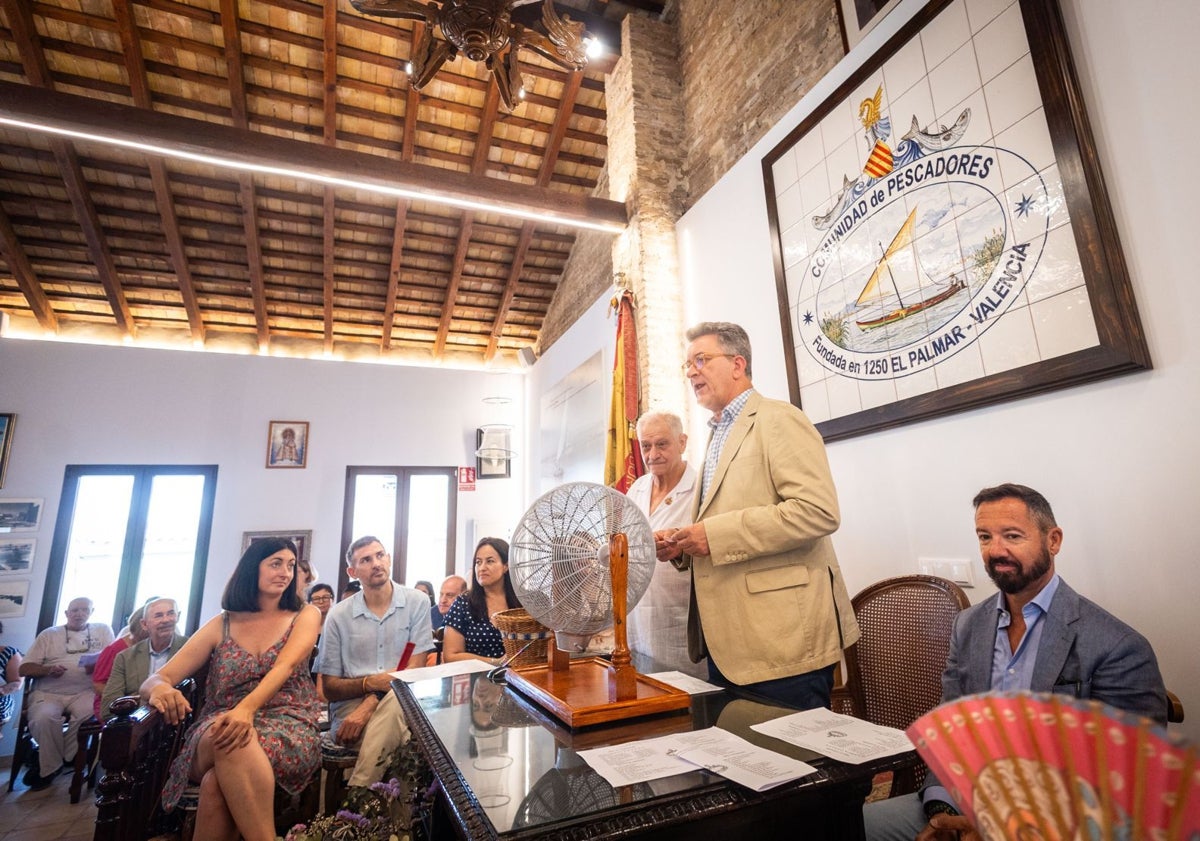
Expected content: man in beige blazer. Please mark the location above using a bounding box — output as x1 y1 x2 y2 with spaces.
101 597 187 719
659 322 859 709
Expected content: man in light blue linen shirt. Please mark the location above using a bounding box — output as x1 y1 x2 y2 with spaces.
317 535 433 787
865 483 1166 841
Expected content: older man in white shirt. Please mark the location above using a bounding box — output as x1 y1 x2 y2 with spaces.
625 411 705 678
19 597 114 790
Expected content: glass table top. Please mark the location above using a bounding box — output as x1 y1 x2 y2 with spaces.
398 669 848 836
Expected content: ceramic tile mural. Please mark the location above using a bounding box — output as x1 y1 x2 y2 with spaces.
764 0 1148 440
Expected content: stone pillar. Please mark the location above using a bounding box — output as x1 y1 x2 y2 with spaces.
606 13 689 419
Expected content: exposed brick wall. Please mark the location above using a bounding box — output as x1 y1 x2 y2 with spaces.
676 0 843 208
540 2 843 359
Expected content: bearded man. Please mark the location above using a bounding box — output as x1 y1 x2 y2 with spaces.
864 483 1166 841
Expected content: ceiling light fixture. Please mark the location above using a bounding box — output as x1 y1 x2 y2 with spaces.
350 0 596 111
0 114 624 233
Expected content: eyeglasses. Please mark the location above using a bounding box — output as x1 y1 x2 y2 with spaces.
682 352 735 372
309 595 333 604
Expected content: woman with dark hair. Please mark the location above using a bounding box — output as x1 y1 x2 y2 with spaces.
413 579 434 601
142 538 320 841
442 537 520 664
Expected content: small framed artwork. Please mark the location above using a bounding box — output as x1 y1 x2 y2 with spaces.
0 414 15 488
0 537 35 573
475 426 512 480
266 421 308 469
838 0 904 50
242 530 312 563
0 498 42 532
0 579 29 618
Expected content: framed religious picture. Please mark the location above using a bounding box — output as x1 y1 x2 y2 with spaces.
0 414 14 488
266 420 309 468
0 537 35 574
763 0 1149 442
838 0 905 50
0 498 42 532
241 530 312 563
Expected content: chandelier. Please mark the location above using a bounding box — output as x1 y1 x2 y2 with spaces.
349 0 598 111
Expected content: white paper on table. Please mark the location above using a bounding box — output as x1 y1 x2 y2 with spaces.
577 732 704 788
645 671 724 695
750 707 913 764
673 727 817 792
391 659 493 682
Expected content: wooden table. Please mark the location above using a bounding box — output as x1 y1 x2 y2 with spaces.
392 671 918 841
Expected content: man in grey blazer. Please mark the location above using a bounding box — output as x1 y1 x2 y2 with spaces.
101 597 187 719
658 322 859 709
865 483 1166 841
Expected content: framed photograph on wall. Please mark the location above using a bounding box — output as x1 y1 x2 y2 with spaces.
0 580 30 618
241 530 312 563
266 421 308 469
0 498 42 532
838 0 905 50
475 426 512 480
0 537 35 573
763 0 1149 442
0 414 15 489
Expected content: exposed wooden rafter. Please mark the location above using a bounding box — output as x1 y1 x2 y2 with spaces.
1 0 134 337
220 0 270 349
381 22 425 353
0 204 59 331
486 69 585 360
433 80 502 357
112 0 205 343
322 0 339 353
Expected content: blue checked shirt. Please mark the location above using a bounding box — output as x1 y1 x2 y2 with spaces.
701 388 754 504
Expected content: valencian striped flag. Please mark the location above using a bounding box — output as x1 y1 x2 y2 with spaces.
603 289 645 492
863 139 893 178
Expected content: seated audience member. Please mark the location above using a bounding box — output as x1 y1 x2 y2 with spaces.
864 483 1167 841
307 583 335 629
429 575 468 665
91 602 151 718
413 580 434 602
147 538 320 841
339 579 362 601
19 597 114 790
625 410 705 677
317 536 433 789
101 598 186 719
443 538 521 665
0 621 23 738
295 557 317 597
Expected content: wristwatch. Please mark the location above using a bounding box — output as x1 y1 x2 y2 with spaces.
924 800 959 819
371 690 387 701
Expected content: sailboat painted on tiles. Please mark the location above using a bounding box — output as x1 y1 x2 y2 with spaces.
854 205 966 329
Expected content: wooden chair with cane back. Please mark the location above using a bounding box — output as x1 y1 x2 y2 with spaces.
831 574 970 797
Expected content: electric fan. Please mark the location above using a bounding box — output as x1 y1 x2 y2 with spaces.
907 691 1199 840
505 482 691 727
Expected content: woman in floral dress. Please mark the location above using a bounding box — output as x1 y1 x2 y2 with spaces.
143 537 321 841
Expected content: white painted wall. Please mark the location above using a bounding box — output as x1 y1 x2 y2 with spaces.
676 0 1200 738
0 339 525 751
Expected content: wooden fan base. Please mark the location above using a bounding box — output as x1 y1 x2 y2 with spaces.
505 533 691 728
505 647 691 728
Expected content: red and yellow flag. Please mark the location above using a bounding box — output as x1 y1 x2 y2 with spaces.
603 290 645 492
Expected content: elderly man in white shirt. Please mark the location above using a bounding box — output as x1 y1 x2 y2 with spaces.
625 411 706 678
19 597 114 790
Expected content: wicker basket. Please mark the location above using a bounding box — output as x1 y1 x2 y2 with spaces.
491 608 553 669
